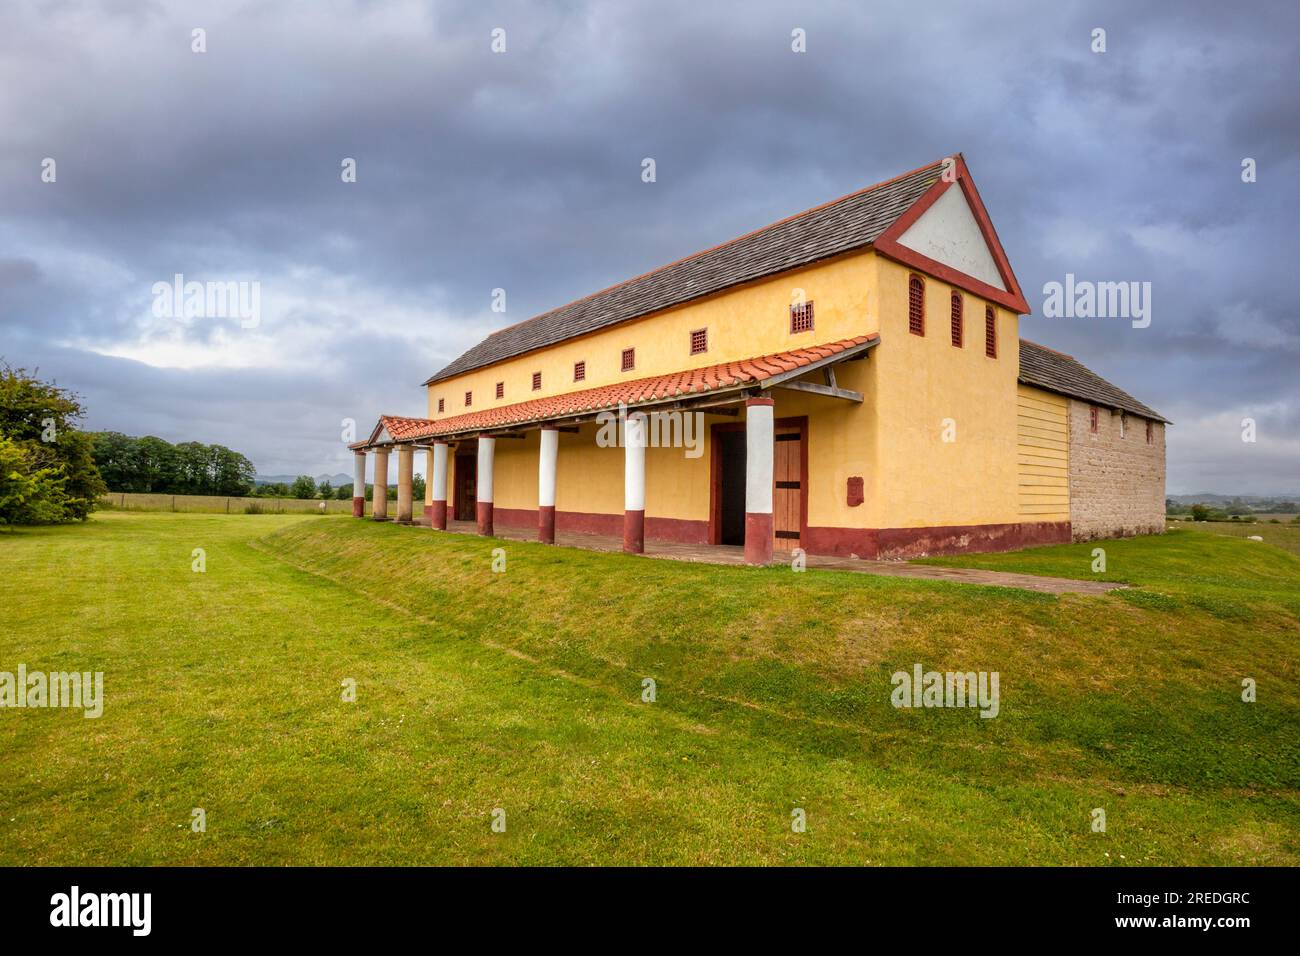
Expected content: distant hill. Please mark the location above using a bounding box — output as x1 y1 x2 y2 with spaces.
1169 493 1300 505
256 473 352 487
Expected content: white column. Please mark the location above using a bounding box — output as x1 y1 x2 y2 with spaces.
372 447 390 520
745 405 774 514
744 398 775 564
476 437 496 535
396 445 414 523
623 413 646 553
538 427 559 543
430 442 448 530
352 450 366 518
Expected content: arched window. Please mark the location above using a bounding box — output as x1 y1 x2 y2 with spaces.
908 275 925 336
950 292 963 347
984 306 997 358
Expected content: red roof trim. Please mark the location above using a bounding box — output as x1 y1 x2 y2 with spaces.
874 155 1031 315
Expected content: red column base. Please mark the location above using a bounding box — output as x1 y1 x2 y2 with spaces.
476 501 494 536
352 496 364 518
430 500 447 531
744 512 774 565
623 509 645 554
539 505 556 544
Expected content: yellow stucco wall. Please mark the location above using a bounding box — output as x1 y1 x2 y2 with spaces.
1015 385 1070 521
486 421 718 521
866 255 1021 528
426 249 1026 532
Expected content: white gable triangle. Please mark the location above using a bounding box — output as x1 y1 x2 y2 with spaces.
896 185 1006 291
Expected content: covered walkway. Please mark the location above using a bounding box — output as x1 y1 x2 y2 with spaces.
350 334 878 566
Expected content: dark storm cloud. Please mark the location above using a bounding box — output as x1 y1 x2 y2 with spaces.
0 0 1296 488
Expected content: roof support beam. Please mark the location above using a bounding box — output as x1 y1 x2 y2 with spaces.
771 379 863 402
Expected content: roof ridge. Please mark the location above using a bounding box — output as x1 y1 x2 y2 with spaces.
484 157 947 340
425 156 948 379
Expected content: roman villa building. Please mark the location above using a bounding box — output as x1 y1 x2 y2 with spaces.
353 154 1168 564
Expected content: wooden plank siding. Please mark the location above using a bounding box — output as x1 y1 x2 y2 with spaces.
1016 385 1069 521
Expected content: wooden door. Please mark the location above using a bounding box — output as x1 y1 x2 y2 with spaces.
773 427 802 550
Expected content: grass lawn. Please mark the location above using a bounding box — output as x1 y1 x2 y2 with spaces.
1 513 1296 865
1167 518 1300 556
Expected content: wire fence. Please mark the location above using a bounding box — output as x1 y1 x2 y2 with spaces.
99 493 365 515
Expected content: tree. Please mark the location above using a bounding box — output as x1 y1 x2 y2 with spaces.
0 363 107 523
90 433 255 496
0 436 65 525
290 475 317 499
209 445 255 496
317 479 333 499
91 431 136 491
133 436 179 493
412 474 425 500
335 484 351 500
172 441 209 494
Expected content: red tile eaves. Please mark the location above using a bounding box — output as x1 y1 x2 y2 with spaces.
371 334 876 444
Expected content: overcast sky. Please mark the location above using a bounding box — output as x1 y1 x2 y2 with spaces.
1 0 1296 493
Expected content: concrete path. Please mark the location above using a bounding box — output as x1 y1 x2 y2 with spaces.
402 517 1121 596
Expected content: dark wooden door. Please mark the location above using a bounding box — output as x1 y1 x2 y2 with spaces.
454 453 476 521
719 431 746 546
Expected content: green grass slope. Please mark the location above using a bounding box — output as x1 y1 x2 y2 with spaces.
0 513 1295 865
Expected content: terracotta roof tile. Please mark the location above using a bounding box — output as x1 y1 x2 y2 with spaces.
374 334 877 444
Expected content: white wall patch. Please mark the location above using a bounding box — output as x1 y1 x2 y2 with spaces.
896 186 1006 290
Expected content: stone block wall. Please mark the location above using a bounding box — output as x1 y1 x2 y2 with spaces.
1068 399 1166 541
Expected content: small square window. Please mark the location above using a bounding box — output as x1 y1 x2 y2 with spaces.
532 371 542 391
464 391 472 407
574 360 586 382
621 347 635 372
495 381 504 399
437 397 445 414
689 328 708 355
790 300 814 333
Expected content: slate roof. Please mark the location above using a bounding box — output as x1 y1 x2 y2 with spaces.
372 334 878 444
423 159 947 385
1018 339 1169 423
